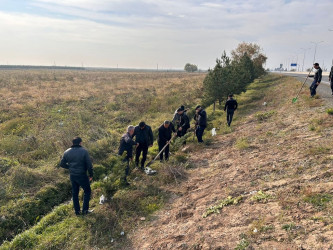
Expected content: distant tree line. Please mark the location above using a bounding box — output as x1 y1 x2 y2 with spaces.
203 42 267 107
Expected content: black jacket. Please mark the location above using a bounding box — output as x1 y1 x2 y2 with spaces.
314 67 322 83
60 145 93 177
133 125 154 145
329 66 333 83
158 123 176 144
118 132 137 159
172 112 190 129
195 109 207 128
224 98 238 111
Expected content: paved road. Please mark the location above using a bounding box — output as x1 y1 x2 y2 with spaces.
274 72 332 105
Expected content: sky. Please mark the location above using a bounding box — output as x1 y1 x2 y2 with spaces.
0 0 332 70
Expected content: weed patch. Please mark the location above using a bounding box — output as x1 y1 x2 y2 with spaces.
202 196 242 218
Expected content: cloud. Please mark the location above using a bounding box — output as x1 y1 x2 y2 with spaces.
0 0 332 69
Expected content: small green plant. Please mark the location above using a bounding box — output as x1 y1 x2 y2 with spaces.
304 193 333 210
250 190 273 203
235 236 250 250
282 223 296 231
235 138 250 150
203 196 242 218
255 110 275 122
326 108 333 115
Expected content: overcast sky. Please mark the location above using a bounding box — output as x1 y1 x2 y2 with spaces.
0 0 332 70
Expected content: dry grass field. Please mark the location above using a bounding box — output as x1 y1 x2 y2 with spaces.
0 69 205 247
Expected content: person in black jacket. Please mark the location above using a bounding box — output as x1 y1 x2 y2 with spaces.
133 121 154 169
158 121 176 161
172 106 190 137
310 63 322 97
224 94 238 126
194 105 207 143
118 125 138 185
329 66 333 95
60 137 93 216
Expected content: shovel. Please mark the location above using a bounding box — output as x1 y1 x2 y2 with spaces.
145 133 177 168
292 67 313 103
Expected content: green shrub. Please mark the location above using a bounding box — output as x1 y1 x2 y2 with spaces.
0 158 18 174
255 110 276 121
326 108 333 115
235 137 250 150
93 164 107 181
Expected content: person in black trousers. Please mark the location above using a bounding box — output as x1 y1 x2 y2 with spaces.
194 105 207 143
133 121 154 170
172 106 190 137
224 94 238 126
310 63 322 97
60 137 93 216
118 125 138 185
158 121 176 161
329 66 333 95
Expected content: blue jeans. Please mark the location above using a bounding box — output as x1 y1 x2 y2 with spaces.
196 126 206 143
310 79 318 97
70 175 91 214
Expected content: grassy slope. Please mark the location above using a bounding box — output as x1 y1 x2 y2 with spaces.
0 70 205 246
128 74 333 249
3 72 333 249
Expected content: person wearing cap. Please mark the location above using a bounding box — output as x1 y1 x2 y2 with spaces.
329 66 333 95
60 137 93 216
172 106 190 137
310 63 322 97
118 125 138 185
133 121 154 169
224 94 238 126
158 121 176 162
194 105 207 143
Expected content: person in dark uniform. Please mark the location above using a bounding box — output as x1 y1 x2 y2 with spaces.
118 125 138 185
60 137 93 216
158 121 176 161
194 105 207 143
133 121 154 170
329 66 333 95
224 94 238 126
310 63 322 97
172 106 190 137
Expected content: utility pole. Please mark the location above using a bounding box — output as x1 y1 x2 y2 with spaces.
310 41 324 64
300 48 311 72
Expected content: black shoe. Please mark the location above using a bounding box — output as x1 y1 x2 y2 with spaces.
75 211 81 216
82 210 94 215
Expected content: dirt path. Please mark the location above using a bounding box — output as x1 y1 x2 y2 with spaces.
127 77 333 249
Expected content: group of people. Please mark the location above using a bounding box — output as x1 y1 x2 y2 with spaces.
118 105 208 184
59 98 239 215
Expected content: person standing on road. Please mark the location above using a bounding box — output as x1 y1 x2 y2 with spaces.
310 63 322 97
118 125 138 185
133 121 154 170
329 66 333 95
224 94 238 126
194 105 207 143
60 137 93 216
172 106 190 137
158 121 176 162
